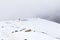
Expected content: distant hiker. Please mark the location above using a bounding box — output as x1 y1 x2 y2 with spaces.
19 18 20 21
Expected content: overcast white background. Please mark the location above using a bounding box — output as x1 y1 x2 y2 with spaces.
0 0 60 23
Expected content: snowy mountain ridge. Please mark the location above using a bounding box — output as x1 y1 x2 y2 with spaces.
0 18 60 40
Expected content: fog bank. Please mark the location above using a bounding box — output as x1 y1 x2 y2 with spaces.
0 0 60 23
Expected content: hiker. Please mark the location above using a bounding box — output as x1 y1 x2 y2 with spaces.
19 18 20 21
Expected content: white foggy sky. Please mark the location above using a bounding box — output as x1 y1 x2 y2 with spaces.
0 0 60 21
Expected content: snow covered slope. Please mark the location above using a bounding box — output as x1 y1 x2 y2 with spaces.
0 18 60 40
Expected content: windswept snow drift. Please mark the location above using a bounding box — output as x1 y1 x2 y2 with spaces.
0 18 60 40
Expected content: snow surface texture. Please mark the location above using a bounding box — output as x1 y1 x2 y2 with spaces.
0 18 60 40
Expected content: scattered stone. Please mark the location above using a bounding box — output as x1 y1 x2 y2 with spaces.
1 26 4 28
1 39 4 40
20 28 26 31
33 30 35 32
12 26 14 28
25 29 31 32
56 37 60 39
41 32 47 34
24 39 27 40
12 31 14 33
15 30 18 32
